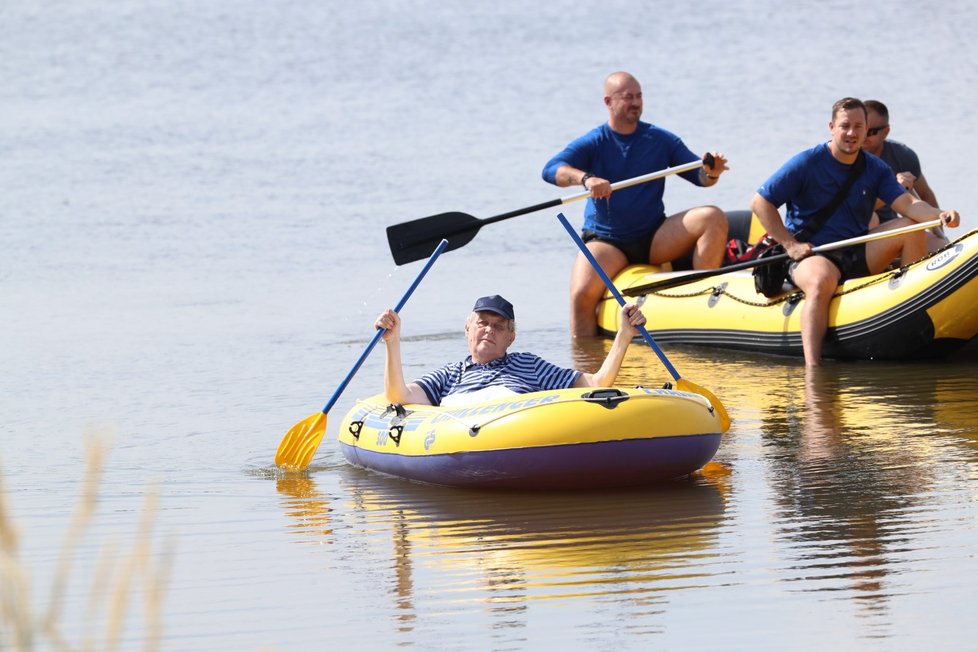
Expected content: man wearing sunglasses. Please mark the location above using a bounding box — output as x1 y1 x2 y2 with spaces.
750 97 960 367
862 100 949 252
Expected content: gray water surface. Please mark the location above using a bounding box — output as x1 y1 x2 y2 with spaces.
2 1 977 649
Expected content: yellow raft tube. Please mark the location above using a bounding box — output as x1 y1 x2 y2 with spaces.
337 386 723 489
598 212 978 360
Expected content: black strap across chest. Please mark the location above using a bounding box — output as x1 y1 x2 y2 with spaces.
795 150 866 242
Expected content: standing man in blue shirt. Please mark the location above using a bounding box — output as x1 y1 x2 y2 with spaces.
542 71 729 336
750 97 960 367
374 295 646 406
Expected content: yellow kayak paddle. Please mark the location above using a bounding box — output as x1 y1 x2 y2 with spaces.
275 238 449 471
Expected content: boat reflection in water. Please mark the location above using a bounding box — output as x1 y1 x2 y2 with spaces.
354 475 724 603
277 466 728 619
759 360 977 624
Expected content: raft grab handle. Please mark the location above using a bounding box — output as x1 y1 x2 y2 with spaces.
349 420 364 441
581 388 630 409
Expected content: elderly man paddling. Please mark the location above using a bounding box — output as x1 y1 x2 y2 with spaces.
375 295 646 406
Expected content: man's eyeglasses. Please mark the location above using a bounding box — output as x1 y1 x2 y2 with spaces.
474 318 511 332
867 125 888 137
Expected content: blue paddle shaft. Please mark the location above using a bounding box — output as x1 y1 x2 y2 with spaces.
321 238 449 414
556 213 682 381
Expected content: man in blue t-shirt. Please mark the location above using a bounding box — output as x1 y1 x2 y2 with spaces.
541 71 729 337
750 97 960 367
373 294 646 406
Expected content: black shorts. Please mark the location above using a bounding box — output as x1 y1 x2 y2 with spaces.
581 229 656 265
788 244 870 284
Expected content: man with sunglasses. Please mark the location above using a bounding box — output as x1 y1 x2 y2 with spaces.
862 100 949 251
750 97 960 367
373 295 646 406
541 71 729 337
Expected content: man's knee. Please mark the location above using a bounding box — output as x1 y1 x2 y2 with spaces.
698 206 728 234
795 260 840 292
804 272 840 301
570 272 607 304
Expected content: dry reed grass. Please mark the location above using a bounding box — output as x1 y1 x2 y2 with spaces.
0 433 173 651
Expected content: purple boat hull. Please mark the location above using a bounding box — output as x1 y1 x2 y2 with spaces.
340 433 722 489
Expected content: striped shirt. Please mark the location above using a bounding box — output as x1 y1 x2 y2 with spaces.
415 352 582 406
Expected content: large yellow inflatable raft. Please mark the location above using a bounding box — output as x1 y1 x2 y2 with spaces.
337 386 723 489
598 212 978 360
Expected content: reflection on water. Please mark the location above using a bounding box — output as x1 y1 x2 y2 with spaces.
276 475 334 543
761 363 978 627
277 468 729 629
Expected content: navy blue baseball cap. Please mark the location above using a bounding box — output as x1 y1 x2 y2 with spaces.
472 295 515 320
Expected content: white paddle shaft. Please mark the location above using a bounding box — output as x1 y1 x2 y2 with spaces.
812 218 944 254
559 160 704 204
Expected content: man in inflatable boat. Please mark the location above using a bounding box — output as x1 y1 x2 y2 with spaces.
374 295 646 407
861 99 949 253
750 97 960 368
541 70 729 338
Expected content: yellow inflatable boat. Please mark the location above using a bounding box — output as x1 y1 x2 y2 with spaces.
337 386 723 489
598 212 978 360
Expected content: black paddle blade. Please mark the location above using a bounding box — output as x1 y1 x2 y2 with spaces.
387 211 482 265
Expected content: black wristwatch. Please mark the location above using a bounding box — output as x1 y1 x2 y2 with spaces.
581 173 594 188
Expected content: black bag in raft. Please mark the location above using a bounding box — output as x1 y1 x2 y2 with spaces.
751 237 790 298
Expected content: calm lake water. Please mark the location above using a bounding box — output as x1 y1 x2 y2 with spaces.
2 0 977 649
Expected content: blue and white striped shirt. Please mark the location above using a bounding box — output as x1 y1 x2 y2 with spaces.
415 352 582 406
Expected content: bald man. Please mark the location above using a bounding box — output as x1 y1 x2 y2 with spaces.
542 71 729 336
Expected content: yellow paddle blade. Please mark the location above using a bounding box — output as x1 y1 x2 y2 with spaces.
275 412 327 471
699 461 732 477
676 378 731 433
